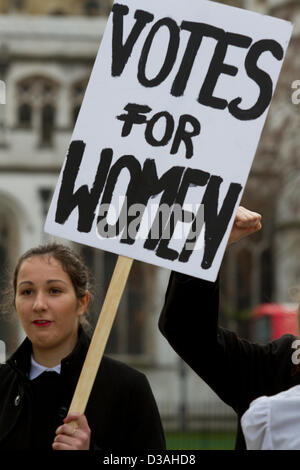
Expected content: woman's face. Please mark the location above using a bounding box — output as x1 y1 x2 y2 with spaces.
15 255 88 354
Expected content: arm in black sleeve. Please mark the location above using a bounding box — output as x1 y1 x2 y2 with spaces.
159 271 295 413
159 271 220 378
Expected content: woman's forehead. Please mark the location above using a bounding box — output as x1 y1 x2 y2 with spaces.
17 255 69 282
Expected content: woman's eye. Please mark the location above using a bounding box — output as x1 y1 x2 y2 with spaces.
21 289 32 296
50 288 61 294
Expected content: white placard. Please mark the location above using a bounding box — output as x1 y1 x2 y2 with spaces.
45 0 293 281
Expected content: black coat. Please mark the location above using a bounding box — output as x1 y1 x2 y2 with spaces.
159 272 300 450
0 327 166 451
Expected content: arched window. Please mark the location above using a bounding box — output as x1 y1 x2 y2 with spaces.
71 78 89 126
41 104 55 145
84 1 100 16
8 0 25 13
83 1 113 16
49 9 67 16
16 76 58 146
17 80 33 128
17 103 32 128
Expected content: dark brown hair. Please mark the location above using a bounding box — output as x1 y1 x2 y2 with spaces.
11 242 93 332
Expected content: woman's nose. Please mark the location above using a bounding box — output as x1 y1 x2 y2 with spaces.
32 292 47 311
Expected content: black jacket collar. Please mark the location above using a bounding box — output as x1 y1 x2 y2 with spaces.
7 326 91 381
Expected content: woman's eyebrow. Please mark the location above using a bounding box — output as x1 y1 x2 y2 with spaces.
17 281 34 287
17 280 68 287
46 279 68 285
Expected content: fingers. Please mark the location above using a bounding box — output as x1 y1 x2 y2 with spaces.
64 412 89 424
234 206 262 228
227 206 262 245
53 413 91 451
52 426 86 450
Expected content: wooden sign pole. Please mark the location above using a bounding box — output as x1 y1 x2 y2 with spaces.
68 255 134 415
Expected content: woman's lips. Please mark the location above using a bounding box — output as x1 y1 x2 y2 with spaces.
33 320 52 327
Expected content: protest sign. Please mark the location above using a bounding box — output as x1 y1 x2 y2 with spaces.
45 0 292 283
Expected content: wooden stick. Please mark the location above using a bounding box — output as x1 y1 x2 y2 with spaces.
68 255 134 414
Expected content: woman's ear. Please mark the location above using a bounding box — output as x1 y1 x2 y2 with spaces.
78 291 90 317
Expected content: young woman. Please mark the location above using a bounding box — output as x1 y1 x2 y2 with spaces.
0 243 165 451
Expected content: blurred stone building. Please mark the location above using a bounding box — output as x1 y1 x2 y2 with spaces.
0 0 299 436
222 0 300 321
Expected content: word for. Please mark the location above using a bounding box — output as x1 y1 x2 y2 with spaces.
97 199 204 247
117 103 201 159
0 80 5 105
291 80 300 105
55 140 242 269
112 3 284 121
102 454 196 466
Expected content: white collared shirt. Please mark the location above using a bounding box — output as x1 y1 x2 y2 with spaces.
29 355 61 380
241 385 300 450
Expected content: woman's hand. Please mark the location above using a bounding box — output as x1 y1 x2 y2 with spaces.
228 206 262 245
52 412 91 450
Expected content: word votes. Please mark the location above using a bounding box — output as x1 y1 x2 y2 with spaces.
112 3 284 121
55 140 242 269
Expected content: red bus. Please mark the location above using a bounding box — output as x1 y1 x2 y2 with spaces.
251 303 299 343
